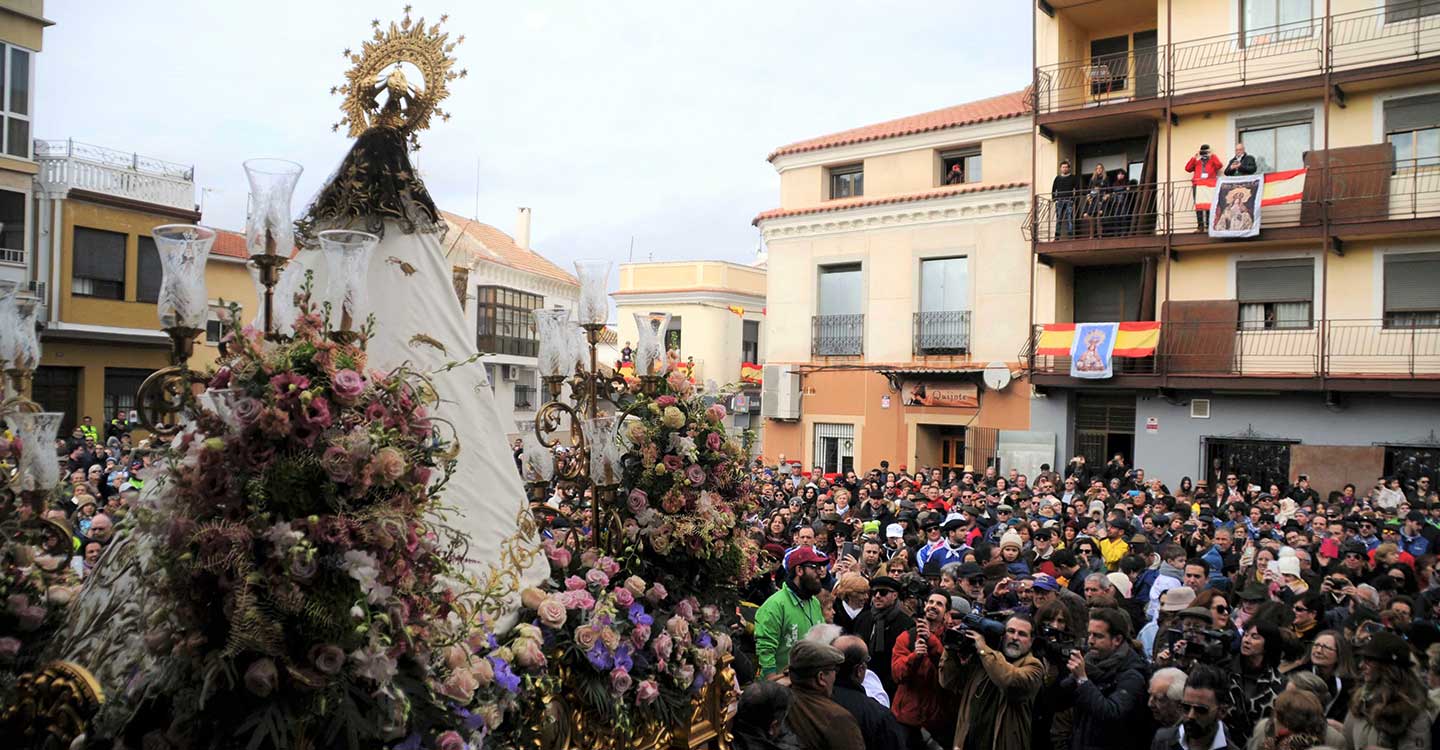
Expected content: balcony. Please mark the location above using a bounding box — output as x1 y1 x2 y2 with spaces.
812 314 864 357
35 139 195 212
1022 319 1440 392
913 310 971 356
1023 158 1440 260
1035 3 1440 121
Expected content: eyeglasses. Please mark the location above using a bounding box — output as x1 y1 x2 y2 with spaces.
1293 606 1310 614
1311 642 1337 653
1181 702 1214 716
1212 605 1231 614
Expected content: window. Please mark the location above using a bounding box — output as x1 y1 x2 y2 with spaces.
1238 110 1313 172
741 319 760 364
1237 257 1314 329
475 286 543 356
1384 252 1440 328
0 45 29 159
1241 0 1312 45
104 368 152 426
1386 0 1440 23
815 264 863 356
72 227 126 300
940 148 982 185
0 189 23 264
206 317 224 345
814 423 855 475
829 163 863 199
917 256 970 353
818 263 862 316
1089 35 1129 94
665 316 682 353
1384 93 1440 168
136 236 161 304
514 382 536 410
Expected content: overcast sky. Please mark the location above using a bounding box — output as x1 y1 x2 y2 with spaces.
36 1 1029 274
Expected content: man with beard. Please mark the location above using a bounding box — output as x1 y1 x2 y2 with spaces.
783 640 864 750
852 575 913 697
939 614 1044 750
1149 665 1238 750
1063 607 1152 750
890 591 955 750
756 548 828 678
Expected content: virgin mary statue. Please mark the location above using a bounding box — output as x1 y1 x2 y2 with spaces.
42 20 547 732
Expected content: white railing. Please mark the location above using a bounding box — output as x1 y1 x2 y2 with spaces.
34 139 195 212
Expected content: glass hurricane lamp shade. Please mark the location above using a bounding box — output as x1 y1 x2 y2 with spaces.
261 262 306 334
151 225 216 330
243 159 303 257
520 433 555 483
632 312 671 377
6 294 40 371
581 416 625 486
573 259 611 325
197 388 244 432
317 230 380 329
8 411 64 492
533 308 576 378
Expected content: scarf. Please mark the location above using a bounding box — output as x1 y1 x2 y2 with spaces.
1157 560 1184 582
1259 732 1323 750
1084 640 1134 682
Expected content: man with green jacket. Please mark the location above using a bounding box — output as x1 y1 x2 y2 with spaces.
755 547 827 678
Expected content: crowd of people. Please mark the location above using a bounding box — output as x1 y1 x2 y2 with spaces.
537 453 1440 750
28 414 147 583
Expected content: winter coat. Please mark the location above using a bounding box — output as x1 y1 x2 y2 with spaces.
889 627 953 734
939 642 1044 750
1063 642 1152 750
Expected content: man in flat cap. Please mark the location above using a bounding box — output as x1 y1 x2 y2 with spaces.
783 641 864 750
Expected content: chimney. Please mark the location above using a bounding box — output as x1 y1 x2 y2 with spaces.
515 207 532 250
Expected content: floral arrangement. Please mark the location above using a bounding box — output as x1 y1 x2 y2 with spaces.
131 289 509 750
611 367 760 604
0 440 76 690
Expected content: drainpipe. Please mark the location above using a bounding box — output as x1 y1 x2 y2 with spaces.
49 197 61 325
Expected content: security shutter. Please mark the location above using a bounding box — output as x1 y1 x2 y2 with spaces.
1236 258 1313 303
1384 252 1440 312
73 227 126 282
1384 94 1440 134
136 236 161 303
813 423 855 474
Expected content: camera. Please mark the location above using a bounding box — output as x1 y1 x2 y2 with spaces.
1163 627 1232 664
943 610 1006 656
1034 624 1079 663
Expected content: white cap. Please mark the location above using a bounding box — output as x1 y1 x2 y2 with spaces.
885 523 904 539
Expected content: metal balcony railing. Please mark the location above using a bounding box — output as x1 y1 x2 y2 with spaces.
1023 319 1440 380
913 310 971 355
1033 2 1440 115
514 384 536 410
1022 159 1440 244
35 138 196 211
812 314 864 357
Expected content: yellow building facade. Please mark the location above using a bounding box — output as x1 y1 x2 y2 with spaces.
613 260 766 442
32 140 254 434
1027 0 1440 490
0 1 48 290
756 91 1041 475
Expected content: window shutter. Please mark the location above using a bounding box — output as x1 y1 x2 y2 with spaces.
1384 94 1440 134
1237 258 1313 303
136 236 161 303
1384 252 1440 311
73 228 126 280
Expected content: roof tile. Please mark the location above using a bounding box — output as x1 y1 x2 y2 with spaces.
439 210 578 287
767 88 1031 161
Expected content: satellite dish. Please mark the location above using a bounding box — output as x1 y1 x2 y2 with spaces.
983 362 1012 391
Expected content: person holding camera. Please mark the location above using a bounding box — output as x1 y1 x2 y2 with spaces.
890 591 957 750
1185 145 1223 231
938 613 1044 750
1222 143 1257 177
1061 607 1152 750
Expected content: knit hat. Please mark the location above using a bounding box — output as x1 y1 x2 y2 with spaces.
999 530 1023 552
1107 572 1133 599
1275 556 1301 579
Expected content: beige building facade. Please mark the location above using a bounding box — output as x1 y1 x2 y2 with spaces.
1027 0 1440 489
757 91 1040 475
613 260 766 442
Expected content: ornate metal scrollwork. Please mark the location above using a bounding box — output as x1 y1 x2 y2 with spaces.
0 660 105 750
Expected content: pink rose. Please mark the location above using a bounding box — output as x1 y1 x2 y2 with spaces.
472 656 494 688
598 556 621 577
656 395 677 407
15 604 45 632
580 548 600 568
548 547 572 569
310 644 346 675
574 626 600 650
685 465 706 485
627 489 649 513
320 446 353 483
233 397 263 426
677 664 696 690
705 432 723 451
514 638 547 669
666 617 691 644
662 454 684 472
610 667 633 694
675 598 697 623
244 658 278 697
330 369 365 403
565 575 587 591
371 447 406 484
635 679 660 704
537 596 568 629
585 569 610 589
436 730 465 750
561 590 595 611
630 624 651 650
646 583 668 604
652 631 674 661
444 644 472 670
715 633 733 656
701 605 721 625
0 636 20 660
439 668 480 702
612 586 635 608
624 576 647 596
707 404 727 422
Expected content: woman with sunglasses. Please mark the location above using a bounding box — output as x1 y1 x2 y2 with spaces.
1194 588 1240 643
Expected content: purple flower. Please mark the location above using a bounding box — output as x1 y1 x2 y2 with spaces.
586 642 614 671
662 454 684 472
320 445 353 483
685 464 706 485
456 707 486 732
331 369 365 403
270 372 310 399
628 603 654 627
705 432 723 451
489 656 521 693
301 397 333 429
697 633 714 650
614 644 634 671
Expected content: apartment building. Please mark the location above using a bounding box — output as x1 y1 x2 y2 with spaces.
440 208 580 438
613 259 766 443
0 2 46 288
756 90 1042 475
1025 0 1440 492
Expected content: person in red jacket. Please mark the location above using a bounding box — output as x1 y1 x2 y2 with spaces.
890 591 957 750
1185 144 1223 231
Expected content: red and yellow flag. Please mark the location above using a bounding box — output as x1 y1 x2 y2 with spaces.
728 305 745 316
741 362 762 384
1036 322 1161 357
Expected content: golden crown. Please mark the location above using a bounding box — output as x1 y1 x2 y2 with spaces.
331 5 467 149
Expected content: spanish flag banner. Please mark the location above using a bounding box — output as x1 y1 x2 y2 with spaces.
740 362 762 384
1036 321 1161 357
1194 168 1306 210
728 305 746 316
619 362 635 379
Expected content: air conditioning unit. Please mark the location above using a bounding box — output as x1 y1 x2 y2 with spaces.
1190 398 1211 419
501 364 520 382
760 364 801 420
